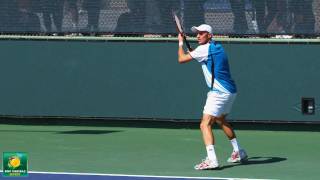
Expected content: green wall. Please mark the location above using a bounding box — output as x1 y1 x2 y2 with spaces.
0 40 319 121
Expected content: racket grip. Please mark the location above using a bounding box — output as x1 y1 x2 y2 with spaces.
183 36 192 51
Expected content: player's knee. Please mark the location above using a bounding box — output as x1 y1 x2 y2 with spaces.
200 115 216 130
200 121 210 130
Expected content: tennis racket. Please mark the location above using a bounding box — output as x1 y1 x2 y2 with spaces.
172 11 192 51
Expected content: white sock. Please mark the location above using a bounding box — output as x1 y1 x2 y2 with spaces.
206 145 217 161
230 138 240 152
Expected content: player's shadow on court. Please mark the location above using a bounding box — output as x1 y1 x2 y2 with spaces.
218 156 287 170
0 129 123 135
57 130 122 135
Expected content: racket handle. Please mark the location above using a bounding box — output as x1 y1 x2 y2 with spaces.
183 36 192 51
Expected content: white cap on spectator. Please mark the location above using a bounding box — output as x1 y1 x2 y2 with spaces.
191 24 213 34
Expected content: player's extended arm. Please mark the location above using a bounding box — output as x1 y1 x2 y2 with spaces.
178 33 193 64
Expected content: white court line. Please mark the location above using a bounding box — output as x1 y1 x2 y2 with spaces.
0 170 276 180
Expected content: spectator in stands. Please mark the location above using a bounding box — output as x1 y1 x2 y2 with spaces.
40 0 64 34
230 0 249 34
253 0 288 34
183 0 206 34
65 0 79 32
158 0 180 34
115 0 146 35
158 0 206 35
116 0 205 35
141 0 161 33
83 0 102 34
289 0 315 35
16 0 41 33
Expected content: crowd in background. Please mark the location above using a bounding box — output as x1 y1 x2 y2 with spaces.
0 0 318 36
0 0 103 35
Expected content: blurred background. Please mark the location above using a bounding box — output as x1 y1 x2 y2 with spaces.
0 0 319 37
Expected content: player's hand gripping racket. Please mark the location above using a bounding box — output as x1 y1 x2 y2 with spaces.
172 11 192 51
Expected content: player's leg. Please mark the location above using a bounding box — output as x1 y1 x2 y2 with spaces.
216 114 236 140
217 115 248 163
200 113 216 146
200 114 219 166
216 92 248 163
194 113 219 170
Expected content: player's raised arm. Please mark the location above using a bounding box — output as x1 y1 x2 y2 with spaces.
177 33 193 64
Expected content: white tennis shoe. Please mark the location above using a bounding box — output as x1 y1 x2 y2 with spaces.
194 157 219 170
227 149 248 163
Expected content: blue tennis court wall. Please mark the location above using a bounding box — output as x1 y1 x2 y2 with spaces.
0 39 319 122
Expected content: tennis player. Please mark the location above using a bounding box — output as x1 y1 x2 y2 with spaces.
177 24 247 170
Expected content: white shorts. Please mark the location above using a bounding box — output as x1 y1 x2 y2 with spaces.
203 91 237 117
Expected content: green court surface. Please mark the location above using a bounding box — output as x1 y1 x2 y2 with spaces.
0 120 318 180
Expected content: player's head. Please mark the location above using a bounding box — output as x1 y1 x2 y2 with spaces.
191 24 213 45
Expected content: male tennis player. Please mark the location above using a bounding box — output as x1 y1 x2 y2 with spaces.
177 24 247 170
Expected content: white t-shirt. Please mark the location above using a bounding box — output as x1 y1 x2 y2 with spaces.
189 43 210 63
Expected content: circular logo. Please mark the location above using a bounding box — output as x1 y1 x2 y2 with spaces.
8 156 21 168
